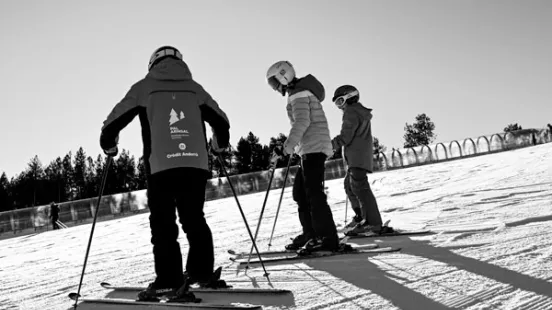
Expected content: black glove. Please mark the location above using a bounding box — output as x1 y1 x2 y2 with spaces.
210 136 229 155
103 146 118 157
102 135 119 157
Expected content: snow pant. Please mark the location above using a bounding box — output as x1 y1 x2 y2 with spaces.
51 217 59 230
292 153 338 243
147 167 214 287
344 167 383 227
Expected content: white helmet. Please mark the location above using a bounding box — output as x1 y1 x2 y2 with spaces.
266 61 296 96
148 46 183 71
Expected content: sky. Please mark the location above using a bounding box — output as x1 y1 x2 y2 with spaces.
0 0 551 179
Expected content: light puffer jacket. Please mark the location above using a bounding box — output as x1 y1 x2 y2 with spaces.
283 75 333 157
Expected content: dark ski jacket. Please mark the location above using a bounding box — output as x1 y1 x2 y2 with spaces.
50 203 59 219
100 58 230 175
332 102 374 172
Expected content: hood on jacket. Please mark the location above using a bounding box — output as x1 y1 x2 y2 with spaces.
290 74 325 102
146 58 192 81
350 102 373 121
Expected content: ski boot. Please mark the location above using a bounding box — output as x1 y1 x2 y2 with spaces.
136 279 200 303
343 215 363 232
297 236 340 256
284 233 313 251
185 267 230 289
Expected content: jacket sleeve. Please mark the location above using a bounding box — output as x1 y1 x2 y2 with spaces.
332 109 359 149
284 91 311 151
100 82 141 150
198 86 230 148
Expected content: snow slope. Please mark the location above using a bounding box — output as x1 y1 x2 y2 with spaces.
1 144 551 310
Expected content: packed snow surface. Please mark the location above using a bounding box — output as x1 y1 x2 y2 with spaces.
1 144 551 310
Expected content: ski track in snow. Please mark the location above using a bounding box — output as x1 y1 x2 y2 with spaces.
1 144 552 310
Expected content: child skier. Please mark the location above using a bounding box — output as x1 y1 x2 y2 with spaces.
330 85 388 236
266 61 340 252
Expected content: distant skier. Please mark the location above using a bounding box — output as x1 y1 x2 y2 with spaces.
266 61 340 252
100 46 231 302
49 202 60 230
330 85 390 236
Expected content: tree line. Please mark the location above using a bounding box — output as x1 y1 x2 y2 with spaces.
4 114 528 212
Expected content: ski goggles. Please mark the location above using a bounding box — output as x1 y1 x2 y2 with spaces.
333 90 359 109
148 48 183 70
267 76 285 95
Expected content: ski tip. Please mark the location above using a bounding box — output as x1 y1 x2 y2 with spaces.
100 282 111 288
227 249 237 255
68 292 81 300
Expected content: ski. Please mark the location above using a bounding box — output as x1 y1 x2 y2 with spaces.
69 296 262 309
228 243 379 260
341 220 431 238
100 282 291 294
342 229 431 239
235 246 401 267
228 249 294 258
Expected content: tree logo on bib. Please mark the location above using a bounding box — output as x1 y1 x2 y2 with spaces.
169 109 185 125
169 108 189 139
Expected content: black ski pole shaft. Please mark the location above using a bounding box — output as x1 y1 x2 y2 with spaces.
267 155 293 249
217 155 271 281
342 152 348 225
245 167 276 268
71 156 112 309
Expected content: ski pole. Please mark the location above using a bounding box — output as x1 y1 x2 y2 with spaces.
344 198 349 225
267 155 293 250
216 155 271 281
69 156 112 308
56 220 68 229
342 151 349 225
245 167 276 269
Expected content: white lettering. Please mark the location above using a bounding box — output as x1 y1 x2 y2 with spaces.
166 152 199 159
167 153 182 159
170 127 189 134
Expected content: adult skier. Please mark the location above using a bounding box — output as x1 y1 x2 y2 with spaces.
49 202 60 230
266 61 340 252
100 46 230 301
330 85 389 235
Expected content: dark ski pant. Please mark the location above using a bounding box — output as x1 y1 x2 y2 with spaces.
292 153 338 243
344 167 383 227
51 217 59 230
147 167 214 287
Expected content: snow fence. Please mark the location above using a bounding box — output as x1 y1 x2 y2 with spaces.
1 126 551 235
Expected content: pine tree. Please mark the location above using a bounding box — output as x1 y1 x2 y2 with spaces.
234 136 252 174
27 155 44 206
73 147 87 199
116 149 136 192
62 152 76 200
0 172 11 212
373 137 387 154
504 123 522 132
403 113 436 148
136 156 148 189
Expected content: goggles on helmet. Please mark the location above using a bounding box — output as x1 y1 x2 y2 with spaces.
267 76 286 96
333 90 359 109
148 48 182 71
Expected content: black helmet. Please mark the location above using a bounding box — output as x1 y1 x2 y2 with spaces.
148 46 183 71
332 85 359 109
